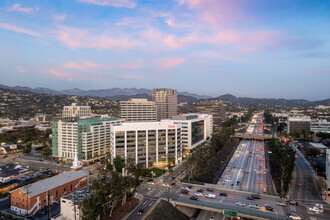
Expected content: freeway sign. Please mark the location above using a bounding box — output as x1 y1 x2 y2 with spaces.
223 209 239 217
268 151 272 153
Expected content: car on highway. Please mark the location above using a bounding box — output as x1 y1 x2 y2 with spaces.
197 189 204 192
236 201 245 207
205 193 216 198
308 206 320 213
251 194 261 199
245 170 249 174
287 200 298 206
180 189 190 194
161 183 169 187
219 192 227 197
190 196 199 200
287 213 301 220
276 201 288 206
249 203 259 209
206 188 215 192
171 182 176 186
194 192 203 197
265 205 274 211
210 216 214 220
223 180 227 184
147 179 154 184
137 208 144 215
247 196 255 200
186 185 193 189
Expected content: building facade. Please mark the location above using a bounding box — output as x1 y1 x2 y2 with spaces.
287 116 311 134
62 102 92 118
152 88 177 121
52 117 123 161
311 121 330 133
162 113 213 154
10 158 88 216
195 101 225 130
120 99 157 122
327 149 330 193
110 122 182 168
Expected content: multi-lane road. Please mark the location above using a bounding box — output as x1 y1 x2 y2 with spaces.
219 113 272 195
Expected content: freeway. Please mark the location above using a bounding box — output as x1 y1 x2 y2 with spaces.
219 113 271 196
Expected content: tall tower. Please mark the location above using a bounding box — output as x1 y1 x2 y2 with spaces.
152 88 177 121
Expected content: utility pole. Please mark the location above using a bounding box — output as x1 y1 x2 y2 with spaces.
48 191 51 220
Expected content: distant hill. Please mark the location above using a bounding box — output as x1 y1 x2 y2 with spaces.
0 84 210 100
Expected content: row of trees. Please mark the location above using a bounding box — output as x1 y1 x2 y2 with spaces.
268 139 295 194
184 126 236 183
80 158 140 219
0 129 51 145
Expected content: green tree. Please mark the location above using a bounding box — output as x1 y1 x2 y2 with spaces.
113 156 125 173
41 147 52 158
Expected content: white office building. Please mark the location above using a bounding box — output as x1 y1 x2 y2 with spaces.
120 98 157 122
62 101 92 118
311 121 330 133
52 117 123 162
162 113 213 154
110 121 182 168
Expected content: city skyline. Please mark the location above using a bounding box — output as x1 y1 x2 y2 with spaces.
0 0 329 100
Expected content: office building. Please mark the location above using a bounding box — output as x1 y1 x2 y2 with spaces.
311 121 330 133
195 101 225 130
287 116 311 134
162 113 213 154
52 117 123 162
120 99 157 122
62 101 92 118
152 88 177 121
10 156 88 216
110 121 182 168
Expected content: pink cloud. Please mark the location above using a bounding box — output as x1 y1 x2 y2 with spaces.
0 22 41 37
79 0 137 9
163 34 198 47
121 73 172 80
54 26 139 50
47 68 74 81
53 13 67 21
157 57 185 71
15 66 25 73
8 3 39 14
63 61 101 71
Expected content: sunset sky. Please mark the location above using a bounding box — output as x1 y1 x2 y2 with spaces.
0 0 329 100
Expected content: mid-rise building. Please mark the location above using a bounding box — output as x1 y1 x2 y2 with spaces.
152 88 177 121
10 156 88 216
62 101 92 118
287 116 311 134
327 149 330 193
162 113 213 154
52 117 123 162
120 99 157 122
195 101 225 130
110 121 182 168
311 121 330 133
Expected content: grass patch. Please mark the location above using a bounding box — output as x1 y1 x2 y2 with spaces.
147 200 189 220
141 168 166 177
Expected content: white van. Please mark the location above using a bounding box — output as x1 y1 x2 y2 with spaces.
205 193 216 199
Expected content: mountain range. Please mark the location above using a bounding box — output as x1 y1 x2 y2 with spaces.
0 84 329 106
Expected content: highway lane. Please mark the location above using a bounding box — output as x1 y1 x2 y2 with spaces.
125 197 158 220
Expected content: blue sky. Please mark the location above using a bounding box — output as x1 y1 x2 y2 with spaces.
0 0 329 100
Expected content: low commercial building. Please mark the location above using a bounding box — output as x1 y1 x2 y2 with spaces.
0 144 23 154
311 121 330 133
110 121 182 168
120 98 157 122
287 116 311 134
162 113 213 154
0 164 29 183
52 117 123 162
59 187 90 220
10 156 88 216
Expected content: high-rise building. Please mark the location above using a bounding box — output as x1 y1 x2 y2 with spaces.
162 113 213 154
52 117 123 162
120 98 157 122
195 101 225 130
152 88 177 121
110 121 182 168
287 116 311 134
62 101 92 118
